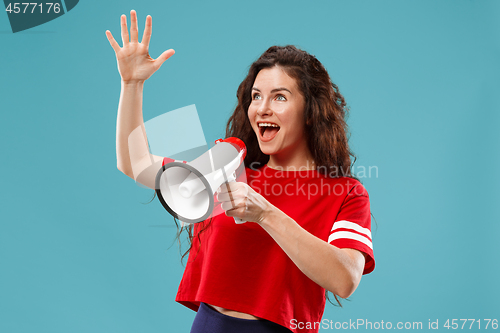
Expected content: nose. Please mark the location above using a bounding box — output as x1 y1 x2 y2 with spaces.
256 100 273 117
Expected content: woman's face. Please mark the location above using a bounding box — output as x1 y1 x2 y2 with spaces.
248 66 309 162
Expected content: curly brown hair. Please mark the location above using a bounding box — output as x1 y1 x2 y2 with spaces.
226 45 355 178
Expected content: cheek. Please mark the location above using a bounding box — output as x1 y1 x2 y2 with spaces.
285 116 306 138
247 106 258 123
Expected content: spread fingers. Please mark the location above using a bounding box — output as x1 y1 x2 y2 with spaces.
120 14 129 46
129 10 138 43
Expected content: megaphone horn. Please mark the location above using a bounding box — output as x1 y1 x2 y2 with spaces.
155 138 247 224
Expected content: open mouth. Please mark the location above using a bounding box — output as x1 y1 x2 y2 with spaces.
258 122 280 141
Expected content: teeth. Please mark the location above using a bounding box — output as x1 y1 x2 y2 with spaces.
258 123 279 127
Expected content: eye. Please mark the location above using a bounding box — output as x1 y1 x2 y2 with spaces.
252 93 262 100
275 95 286 101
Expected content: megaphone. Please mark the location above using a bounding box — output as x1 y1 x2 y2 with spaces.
155 137 247 224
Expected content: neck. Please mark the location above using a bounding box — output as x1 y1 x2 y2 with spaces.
267 153 316 171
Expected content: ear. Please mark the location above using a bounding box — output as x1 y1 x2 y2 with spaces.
304 106 312 126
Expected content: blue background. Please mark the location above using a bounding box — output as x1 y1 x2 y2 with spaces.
1 0 499 332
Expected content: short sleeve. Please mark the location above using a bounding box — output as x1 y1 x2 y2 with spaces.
328 184 375 275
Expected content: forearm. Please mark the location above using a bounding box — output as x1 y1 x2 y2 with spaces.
116 80 149 177
259 209 363 298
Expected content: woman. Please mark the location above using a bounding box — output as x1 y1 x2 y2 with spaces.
107 10 375 333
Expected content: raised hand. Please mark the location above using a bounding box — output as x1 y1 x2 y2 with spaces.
106 10 175 83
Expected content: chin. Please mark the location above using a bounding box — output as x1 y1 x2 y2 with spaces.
257 143 280 157
257 144 272 156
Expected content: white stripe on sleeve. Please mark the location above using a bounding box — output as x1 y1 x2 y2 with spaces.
330 220 372 240
328 231 373 250
328 220 373 250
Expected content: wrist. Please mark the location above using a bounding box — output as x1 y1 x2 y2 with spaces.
121 79 145 87
259 205 284 227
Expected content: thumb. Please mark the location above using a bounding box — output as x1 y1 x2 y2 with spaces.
154 49 175 69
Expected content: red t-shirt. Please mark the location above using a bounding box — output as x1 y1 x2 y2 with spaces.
166 162 375 332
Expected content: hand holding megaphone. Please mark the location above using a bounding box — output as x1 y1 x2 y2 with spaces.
216 181 274 225
216 170 246 224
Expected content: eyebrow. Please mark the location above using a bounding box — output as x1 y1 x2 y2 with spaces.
252 87 292 94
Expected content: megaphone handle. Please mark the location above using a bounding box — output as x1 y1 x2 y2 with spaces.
223 171 247 224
